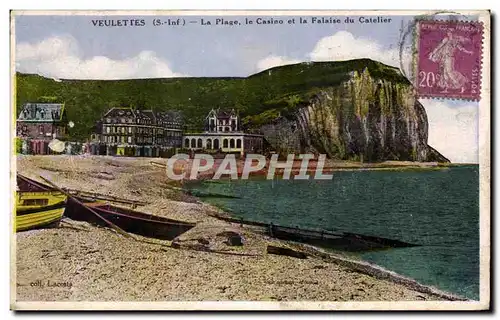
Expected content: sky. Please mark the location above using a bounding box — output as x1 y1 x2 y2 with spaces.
14 14 479 163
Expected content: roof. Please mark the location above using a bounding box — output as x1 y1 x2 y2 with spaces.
133 109 155 120
157 110 183 123
207 108 238 119
103 107 135 118
17 103 65 122
103 107 183 124
217 109 237 118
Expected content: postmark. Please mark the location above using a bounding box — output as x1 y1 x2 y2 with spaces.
415 20 483 100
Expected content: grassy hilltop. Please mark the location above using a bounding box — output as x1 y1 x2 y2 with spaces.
15 59 406 141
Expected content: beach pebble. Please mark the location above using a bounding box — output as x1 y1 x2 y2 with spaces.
217 231 244 246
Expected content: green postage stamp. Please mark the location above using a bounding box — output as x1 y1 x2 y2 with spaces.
10 10 491 311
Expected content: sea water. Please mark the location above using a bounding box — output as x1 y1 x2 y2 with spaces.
193 166 480 300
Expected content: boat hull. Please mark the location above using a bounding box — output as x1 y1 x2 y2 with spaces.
16 206 66 232
66 199 195 241
271 227 420 252
16 191 67 232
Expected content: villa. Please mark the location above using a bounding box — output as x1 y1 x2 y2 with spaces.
183 108 263 155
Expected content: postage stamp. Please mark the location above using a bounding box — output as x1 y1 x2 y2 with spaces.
415 20 484 100
10 10 490 311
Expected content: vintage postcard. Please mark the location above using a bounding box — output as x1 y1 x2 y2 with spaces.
10 10 490 311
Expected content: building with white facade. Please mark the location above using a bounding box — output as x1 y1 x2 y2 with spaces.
183 108 263 155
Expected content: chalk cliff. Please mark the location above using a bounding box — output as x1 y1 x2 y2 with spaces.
259 68 449 162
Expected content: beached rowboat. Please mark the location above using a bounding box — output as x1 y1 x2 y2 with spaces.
17 174 195 240
65 200 195 240
15 191 67 232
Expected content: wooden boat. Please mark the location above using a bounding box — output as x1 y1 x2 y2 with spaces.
15 190 67 232
17 175 195 240
17 174 52 192
65 199 195 240
269 225 420 252
206 213 420 252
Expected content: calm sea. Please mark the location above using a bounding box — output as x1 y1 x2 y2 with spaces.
193 166 480 300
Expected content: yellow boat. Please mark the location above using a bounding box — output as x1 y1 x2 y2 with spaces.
15 191 67 232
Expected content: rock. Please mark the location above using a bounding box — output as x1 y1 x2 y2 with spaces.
216 231 244 246
312 265 327 270
267 245 308 259
259 66 449 162
170 241 181 249
197 237 210 245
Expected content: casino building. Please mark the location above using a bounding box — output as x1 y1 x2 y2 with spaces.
183 108 263 155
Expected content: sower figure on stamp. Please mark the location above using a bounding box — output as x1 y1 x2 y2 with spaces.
428 31 473 94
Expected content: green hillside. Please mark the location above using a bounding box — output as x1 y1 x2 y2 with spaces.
15 59 406 141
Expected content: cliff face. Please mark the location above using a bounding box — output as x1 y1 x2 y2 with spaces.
260 68 449 162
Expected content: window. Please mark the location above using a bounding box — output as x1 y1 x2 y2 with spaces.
230 139 235 148
39 125 44 135
128 127 132 133
197 138 203 148
225 127 230 132
223 139 228 148
106 126 110 134
236 139 242 148
191 138 196 148
185 138 190 148
128 136 132 143
206 139 212 149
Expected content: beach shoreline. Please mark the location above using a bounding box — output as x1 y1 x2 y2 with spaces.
156 156 454 181
14 155 466 302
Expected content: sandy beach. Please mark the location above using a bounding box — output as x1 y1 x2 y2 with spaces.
14 155 463 302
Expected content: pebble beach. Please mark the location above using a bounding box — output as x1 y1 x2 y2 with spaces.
14 155 463 302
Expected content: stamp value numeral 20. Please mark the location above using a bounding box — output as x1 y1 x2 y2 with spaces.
416 20 483 101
